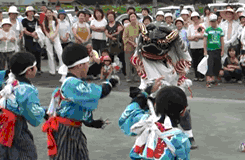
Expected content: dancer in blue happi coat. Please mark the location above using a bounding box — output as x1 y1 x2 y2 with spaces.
43 43 120 160
0 52 46 160
119 79 191 160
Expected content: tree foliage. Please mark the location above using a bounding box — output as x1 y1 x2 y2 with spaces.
76 0 213 5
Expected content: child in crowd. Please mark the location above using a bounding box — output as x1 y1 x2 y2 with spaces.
221 46 242 83
100 48 110 62
43 43 120 159
100 56 113 80
118 81 191 160
0 19 16 70
143 16 152 26
203 14 224 88
0 52 46 159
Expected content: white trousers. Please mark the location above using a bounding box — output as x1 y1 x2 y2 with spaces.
45 36 63 74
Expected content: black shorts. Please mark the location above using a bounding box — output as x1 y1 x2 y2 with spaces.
206 49 221 76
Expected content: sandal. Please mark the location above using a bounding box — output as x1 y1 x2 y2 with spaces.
206 81 211 88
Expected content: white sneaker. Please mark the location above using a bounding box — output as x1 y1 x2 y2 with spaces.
238 80 243 84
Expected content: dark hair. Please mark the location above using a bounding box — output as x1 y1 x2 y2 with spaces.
62 43 89 68
107 10 116 19
10 52 36 76
142 7 150 14
204 6 211 16
228 46 236 57
44 9 58 33
41 1 46 6
77 10 86 18
58 12 66 19
143 15 152 23
25 9 36 16
94 9 104 20
101 48 109 54
128 12 137 21
127 7 135 13
122 18 130 25
226 5 233 9
84 10 91 17
74 6 79 12
155 86 187 125
216 11 220 17
187 8 192 13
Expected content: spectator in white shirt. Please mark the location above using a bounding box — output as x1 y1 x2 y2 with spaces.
187 11 205 81
58 10 72 49
90 9 107 55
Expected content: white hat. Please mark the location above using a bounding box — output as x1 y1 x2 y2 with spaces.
209 14 217 21
8 6 19 14
164 12 173 18
25 6 35 15
180 9 189 15
1 18 12 27
191 11 200 18
236 7 244 13
175 17 184 25
34 13 39 17
156 11 164 17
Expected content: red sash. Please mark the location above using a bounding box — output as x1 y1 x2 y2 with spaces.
42 116 82 156
0 108 17 147
0 80 19 147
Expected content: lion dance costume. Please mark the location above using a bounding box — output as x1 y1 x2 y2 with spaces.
130 23 198 149
130 23 192 96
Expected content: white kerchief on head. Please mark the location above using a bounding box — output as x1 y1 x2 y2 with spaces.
67 56 89 68
19 61 37 75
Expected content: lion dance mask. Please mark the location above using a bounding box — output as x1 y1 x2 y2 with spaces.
131 23 193 97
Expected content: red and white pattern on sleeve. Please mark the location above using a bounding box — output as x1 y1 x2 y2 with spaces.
130 56 147 79
133 122 173 159
175 59 191 75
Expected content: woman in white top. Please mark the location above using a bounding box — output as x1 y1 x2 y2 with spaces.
90 9 107 54
202 6 211 28
58 10 71 49
187 11 205 81
72 11 91 46
43 8 63 75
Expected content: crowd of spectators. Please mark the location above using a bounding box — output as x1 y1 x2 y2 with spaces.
1 2 245 86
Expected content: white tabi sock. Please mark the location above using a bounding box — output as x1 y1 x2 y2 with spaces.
183 129 194 138
139 78 147 90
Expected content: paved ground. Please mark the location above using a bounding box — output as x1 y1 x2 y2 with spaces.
28 60 245 160
34 89 245 160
